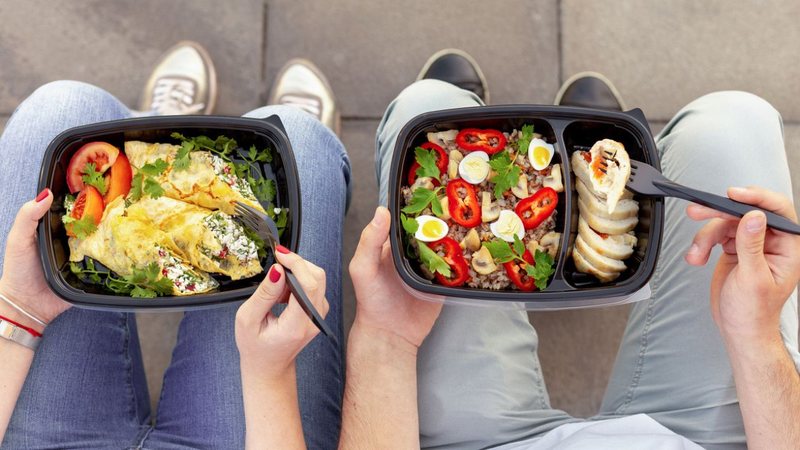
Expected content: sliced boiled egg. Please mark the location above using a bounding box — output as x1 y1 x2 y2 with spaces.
490 210 525 243
528 138 555 171
415 215 449 242
458 151 490 184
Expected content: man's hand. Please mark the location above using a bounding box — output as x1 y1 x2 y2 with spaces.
348 206 442 351
685 186 800 342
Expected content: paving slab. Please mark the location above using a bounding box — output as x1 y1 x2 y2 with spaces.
265 0 559 119
136 312 182 412
0 0 265 116
561 0 800 122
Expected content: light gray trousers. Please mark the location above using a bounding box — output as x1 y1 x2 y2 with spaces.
375 79 800 450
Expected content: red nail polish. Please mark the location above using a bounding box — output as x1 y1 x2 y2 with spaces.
35 189 49 203
268 266 281 283
276 245 291 254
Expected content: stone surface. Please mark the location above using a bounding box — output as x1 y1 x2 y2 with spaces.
265 0 559 119
562 0 800 122
0 0 265 116
136 312 182 411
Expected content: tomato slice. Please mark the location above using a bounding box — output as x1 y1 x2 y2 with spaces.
66 186 105 237
456 128 507 154
408 142 448 185
103 153 133 204
446 179 481 228
428 237 470 287
503 249 536 291
514 187 558 230
66 142 120 193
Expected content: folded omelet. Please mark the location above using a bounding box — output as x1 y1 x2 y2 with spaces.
69 197 219 296
125 141 265 215
126 197 262 280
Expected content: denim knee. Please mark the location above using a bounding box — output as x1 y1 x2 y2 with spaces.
21 80 115 112
392 79 478 117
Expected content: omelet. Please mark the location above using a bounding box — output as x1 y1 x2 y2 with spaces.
124 141 265 215
126 197 263 280
69 197 219 296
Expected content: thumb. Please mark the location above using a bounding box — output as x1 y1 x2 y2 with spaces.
734 210 770 277
351 206 391 271
238 264 287 328
8 189 52 249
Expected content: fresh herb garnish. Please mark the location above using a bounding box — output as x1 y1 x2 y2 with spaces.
81 163 107 194
401 187 444 216
173 142 193 171
515 124 535 153
400 213 419 235
417 239 451 277
242 225 268 260
170 132 238 160
129 158 168 201
488 151 522 198
70 259 174 298
62 215 97 239
484 236 554 289
414 146 441 181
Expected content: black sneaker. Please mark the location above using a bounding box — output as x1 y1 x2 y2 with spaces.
554 72 625 111
417 49 489 104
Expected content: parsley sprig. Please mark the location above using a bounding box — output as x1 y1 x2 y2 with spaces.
417 240 451 277
129 158 168 201
70 258 174 298
81 163 107 194
62 215 97 239
488 151 522 198
484 236 555 289
402 187 444 216
413 146 441 181
515 124 535 154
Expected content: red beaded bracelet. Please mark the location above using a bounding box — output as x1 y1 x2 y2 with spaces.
0 314 43 338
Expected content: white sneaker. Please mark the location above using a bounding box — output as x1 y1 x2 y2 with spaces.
268 59 340 135
140 41 217 115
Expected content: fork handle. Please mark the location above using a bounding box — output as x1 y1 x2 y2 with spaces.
284 269 338 344
653 180 800 235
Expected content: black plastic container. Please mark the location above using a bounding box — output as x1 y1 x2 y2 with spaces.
37 115 301 311
389 105 664 309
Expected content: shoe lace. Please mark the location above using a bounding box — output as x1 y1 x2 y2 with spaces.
278 94 322 119
150 77 205 115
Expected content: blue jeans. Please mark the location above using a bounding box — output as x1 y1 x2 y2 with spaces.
0 81 350 449
376 80 800 450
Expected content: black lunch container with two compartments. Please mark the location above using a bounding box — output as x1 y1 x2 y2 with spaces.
389 105 664 309
37 115 301 311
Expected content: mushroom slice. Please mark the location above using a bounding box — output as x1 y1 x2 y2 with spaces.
511 174 529 199
427 130 459 148
448 150 463 179
542 164 564 192
436 196 451 220
526 239 540 257
411 176 435 192
472 245 498 275
460 228 481 251
481 192 501 222
539 231 561 259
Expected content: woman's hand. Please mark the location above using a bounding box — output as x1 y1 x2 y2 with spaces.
685 186 800 342
0 189 71 332
235 248 329 380
349 206 443 351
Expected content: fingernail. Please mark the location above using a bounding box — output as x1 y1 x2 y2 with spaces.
268 265 281 282
688 243 700 255
746 213 766 233
371 207 387 227
35 189 49 203
276 245 291 254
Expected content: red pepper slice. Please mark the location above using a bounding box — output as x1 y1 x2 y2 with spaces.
446 179 481 228
456 128 507 154
428 237 470 287
514 187 558 230
503 249 536 291
407 142 448 185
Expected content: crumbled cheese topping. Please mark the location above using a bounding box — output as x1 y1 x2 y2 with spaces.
203 212 258 263
209 154 258 200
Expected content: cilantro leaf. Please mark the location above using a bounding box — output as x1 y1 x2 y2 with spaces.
81 162 108 194
528 249 555 290
130 286 157 298
417 240 451 277
513 235 526 256
488 151 522 198
143 177 165 199
173 142 193 171
414 147 441 181
129 173 144 201
247 145 272 163
401 213 419 235
140 159 169 177
484 240 515 263
63 215 97 239
401 187 443 215
250 178 276 202
516 124 535 153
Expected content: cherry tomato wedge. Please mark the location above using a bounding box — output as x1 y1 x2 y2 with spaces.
456 128 507 155
428 237 470 287
103 153 133 204
515 187 558 230
446 179 481 228
407 142 448 185
66 142 120 193
66 186 104 237
503 249 536 291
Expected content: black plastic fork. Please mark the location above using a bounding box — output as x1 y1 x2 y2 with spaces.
584 145 800 235
234 202 337 342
